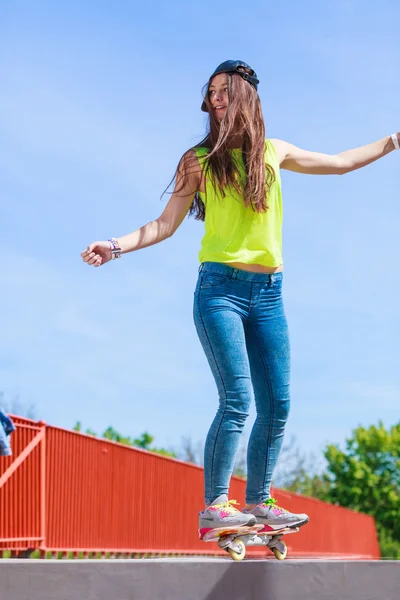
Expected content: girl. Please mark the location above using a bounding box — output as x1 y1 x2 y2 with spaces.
81 60 399 534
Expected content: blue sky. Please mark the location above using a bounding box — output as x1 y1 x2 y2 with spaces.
1 0 399 468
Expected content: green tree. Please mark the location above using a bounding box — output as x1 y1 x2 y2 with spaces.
103 426 133 446
72 422 177 458
133 432 154 449
73 421 97 436
276 423 400 558
283 470 331 498
320 422 400 540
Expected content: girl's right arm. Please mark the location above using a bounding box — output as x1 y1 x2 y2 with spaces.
81 150 201 267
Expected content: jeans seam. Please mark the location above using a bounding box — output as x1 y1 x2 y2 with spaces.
195 286 227 504
247 323 274 503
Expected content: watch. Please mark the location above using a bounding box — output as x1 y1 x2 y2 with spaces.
108 238 122 259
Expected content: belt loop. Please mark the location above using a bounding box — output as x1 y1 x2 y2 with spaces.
269 274 275 286
198 263 204 273
231 268 238 280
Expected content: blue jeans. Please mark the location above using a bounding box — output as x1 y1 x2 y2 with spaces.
193 262 290 505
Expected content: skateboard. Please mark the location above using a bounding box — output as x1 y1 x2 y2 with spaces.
199 523 300 561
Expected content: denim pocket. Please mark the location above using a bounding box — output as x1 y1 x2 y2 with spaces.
270 273 283 289
200 272 229 289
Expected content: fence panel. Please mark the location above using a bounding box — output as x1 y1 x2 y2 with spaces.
0 416 44 552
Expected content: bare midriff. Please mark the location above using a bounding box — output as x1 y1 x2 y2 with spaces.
227 262 284 274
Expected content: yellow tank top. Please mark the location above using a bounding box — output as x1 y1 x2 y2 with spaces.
195 139 283 268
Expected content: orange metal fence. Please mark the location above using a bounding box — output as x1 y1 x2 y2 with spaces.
0 416 381 558
0 416 46 551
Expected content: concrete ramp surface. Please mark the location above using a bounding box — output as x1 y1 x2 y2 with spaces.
0 558 399 600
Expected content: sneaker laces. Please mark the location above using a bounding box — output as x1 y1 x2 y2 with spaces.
212 499 241 514
263 498 288 514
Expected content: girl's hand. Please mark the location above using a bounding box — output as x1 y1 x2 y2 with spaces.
81 241 112 267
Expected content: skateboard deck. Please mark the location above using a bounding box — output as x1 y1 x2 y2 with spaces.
201 524 264 542
257 525 300 536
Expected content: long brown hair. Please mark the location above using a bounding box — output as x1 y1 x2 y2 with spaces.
166 69 275 221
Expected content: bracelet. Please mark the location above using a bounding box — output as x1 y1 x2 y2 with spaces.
391 133 399 150
108 238 122 260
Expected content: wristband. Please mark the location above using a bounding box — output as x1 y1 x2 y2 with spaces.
391 133 399 150
108 238 122 259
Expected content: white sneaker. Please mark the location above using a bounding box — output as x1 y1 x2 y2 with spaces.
242 498 309 531
199 495 256 539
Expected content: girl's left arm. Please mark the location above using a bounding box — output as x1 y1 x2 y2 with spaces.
270 133 400 175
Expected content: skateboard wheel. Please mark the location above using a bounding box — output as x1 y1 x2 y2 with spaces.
228 540 246 561
272 541 287 560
